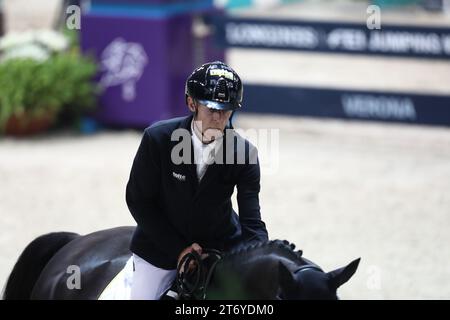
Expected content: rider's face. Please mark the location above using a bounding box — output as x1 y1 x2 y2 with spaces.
187 97 232 143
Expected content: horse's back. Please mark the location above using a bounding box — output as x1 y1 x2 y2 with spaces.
31 226 135 299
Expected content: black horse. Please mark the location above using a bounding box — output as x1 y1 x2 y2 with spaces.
2 226 360 300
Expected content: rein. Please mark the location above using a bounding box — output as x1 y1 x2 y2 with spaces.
176 248 223 300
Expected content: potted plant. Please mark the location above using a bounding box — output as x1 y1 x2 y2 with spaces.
0 29 98 136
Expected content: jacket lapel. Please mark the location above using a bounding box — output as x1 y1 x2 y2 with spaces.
194 128 234 199
170 115 198 191
194 149 223 198
170 115 236 199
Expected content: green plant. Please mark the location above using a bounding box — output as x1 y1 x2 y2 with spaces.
0 30 98 134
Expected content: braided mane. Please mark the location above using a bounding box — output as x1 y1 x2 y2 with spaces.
223 239 303 262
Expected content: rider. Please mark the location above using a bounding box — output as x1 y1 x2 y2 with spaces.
126 61 269 300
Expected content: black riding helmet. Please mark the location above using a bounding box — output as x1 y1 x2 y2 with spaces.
185 61 243 111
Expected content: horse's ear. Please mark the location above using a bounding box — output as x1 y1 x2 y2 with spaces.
327 258 361 290
278 262 297 295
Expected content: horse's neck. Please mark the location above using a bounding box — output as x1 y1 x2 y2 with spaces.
224 245 302 269
217 248 302 299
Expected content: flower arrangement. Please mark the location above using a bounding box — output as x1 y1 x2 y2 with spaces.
0 29 98 135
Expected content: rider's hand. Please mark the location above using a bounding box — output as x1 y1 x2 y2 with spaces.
177 243 202 273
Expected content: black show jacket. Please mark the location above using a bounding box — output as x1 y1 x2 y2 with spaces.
126 115 268 269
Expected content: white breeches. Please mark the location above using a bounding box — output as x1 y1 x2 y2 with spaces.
130 254 177 300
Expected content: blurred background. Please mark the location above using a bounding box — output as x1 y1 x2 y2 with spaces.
0 0 449 299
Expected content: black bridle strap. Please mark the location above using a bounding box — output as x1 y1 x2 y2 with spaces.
276 264 325 300
293 265 324 274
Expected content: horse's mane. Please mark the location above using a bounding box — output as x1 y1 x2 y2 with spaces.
223 239 303 262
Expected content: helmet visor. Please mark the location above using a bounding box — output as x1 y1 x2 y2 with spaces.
197 99 241 111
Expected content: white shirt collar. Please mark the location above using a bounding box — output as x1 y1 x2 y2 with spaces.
191 119 223 181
